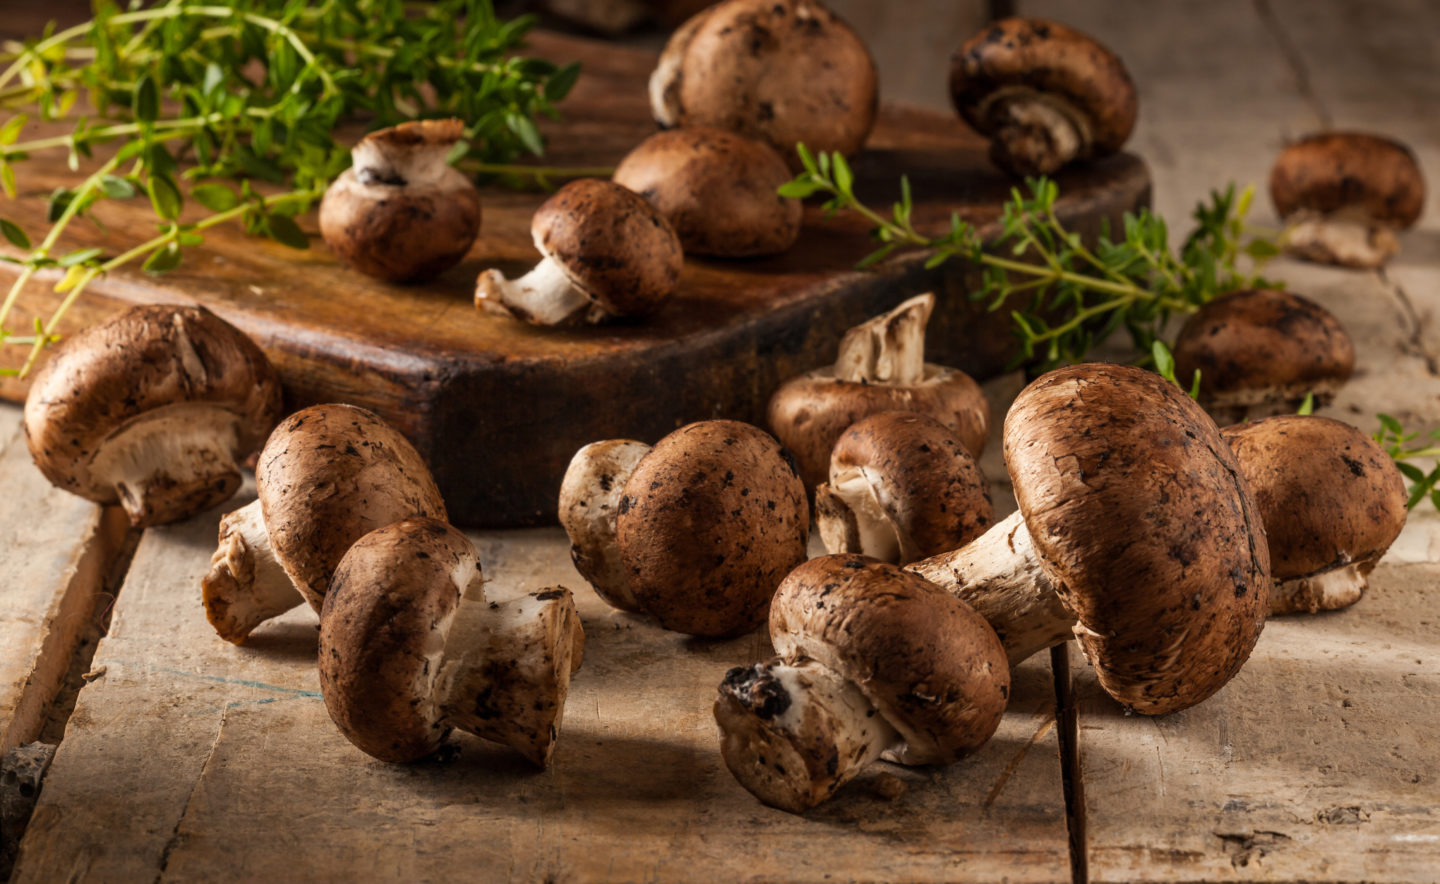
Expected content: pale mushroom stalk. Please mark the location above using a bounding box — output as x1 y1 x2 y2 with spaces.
1277 563 1371 614
91 404 243 526
202 499 306 643
815 472 900 562
1283 209 1399 270
475 256 595 327
351 127 453 189
833 293 930 385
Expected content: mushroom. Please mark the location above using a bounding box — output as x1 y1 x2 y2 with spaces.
815 411 993 565
1270 132 1426 268
907 363 1271 714
319 119 481 283
613 127 802 257
202 403 447 644
24 304 282 528
714 554 1008 812
319 517 584 766
767 293 990 490
1171 288 1355 424
950 18 1137 177
475 179 683 326
650 0 879 170
558 420 808 637
1224 415 1408 614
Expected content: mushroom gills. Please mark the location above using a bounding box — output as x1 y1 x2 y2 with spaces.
201 499 306 643
1271 559 1373 615
1284 211 1400 269
978 87 1088 177
89 403 244 526
715 657 899 813
815 467 903 562
1205 378 1346 425
475 255 601 326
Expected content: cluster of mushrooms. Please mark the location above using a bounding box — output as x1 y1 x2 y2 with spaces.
16 0 1429 815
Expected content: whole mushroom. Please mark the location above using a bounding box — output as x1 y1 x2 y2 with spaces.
559 420 809 637
1270 132 1426 268
714 555 1008 812
320 517 584 767
475 179 683 325
950 18 1137 177
767 293 990 490
319 119 481 282
202 403 447 643
24 304 282 527
650 0 879 169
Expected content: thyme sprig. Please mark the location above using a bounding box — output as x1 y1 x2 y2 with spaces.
1374 415 1440 510
780 146 1281 369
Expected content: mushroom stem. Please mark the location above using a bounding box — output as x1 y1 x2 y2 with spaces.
350 119 463 188
715 657 899 813
834 294 933 386
907 510 1074 666
201 499 306 643
1283 214 1399 269
1270 560 1373 615
815 469 903 563
436 582 585 768
475 255 596 326
89 405 243 527
559 439 653 613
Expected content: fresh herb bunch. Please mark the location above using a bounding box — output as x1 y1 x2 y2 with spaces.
780 146 1281 370
0 0 590 375
1374 415 1440 510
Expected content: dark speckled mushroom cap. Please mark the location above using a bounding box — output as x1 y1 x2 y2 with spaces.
616 419 809 637
1270 132 1425 229
319 517 471 763
257 403 448 612
531 178 683 319
769 555 1009 764
1004 363 1271 715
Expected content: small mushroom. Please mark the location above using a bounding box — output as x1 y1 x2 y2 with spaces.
558 420 808 637
907 363 1271 714
950 18 1137 177
1270 132 1426 268
475 179 683 326
1171 289 1355 424
24 304 282 527
650 0 879 169
815 411 993 565
613 127 802 257
714 555 1008 812
319 119 481 282
1224 415 1408 615
767 293 990 490
319 517 584 766
202 403 447 643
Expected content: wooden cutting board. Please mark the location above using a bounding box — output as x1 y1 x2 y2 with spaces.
0 31 1150 527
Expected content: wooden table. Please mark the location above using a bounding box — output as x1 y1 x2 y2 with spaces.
3 1 1439 882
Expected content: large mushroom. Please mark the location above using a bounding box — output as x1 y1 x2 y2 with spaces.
475 179 682 325
650 0 879 169
202 403 447 643
319 119 482 282
1224 415 1408 614
714 555 1008 812
558 420 809 637
320 517 584 767
24 304 281 528
950 18 1137 177
907 363 1271 714
767 294 990 490
1270 132 1426 268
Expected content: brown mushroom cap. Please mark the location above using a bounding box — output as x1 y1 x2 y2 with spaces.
1223 415 1407 583
1005 363 1270 715
1270 132 1425 229
651 0 878 169
770 555 1009 764
532 178 683 318
24 304 281 525
319 119 481 283
617 420 809 637
319 517 468 762
950 18 1137 174
1172 289 1355 419
257 403 448 611
613 127 803 257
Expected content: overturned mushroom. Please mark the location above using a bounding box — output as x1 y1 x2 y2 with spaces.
202 403 447 643
476 179 682 325
24 304 281 528
559 420 808 637
319 119 481 282
1270 132 1426 268
320 517 584 766
950 18 1137 177
1224 415 1407 614
768 293 990 490
715 555 1008 812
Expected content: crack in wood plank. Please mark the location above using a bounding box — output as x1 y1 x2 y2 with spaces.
982 704 1056 812
1378 266 1440 377
1253 0 1334 128
154 705 230 884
